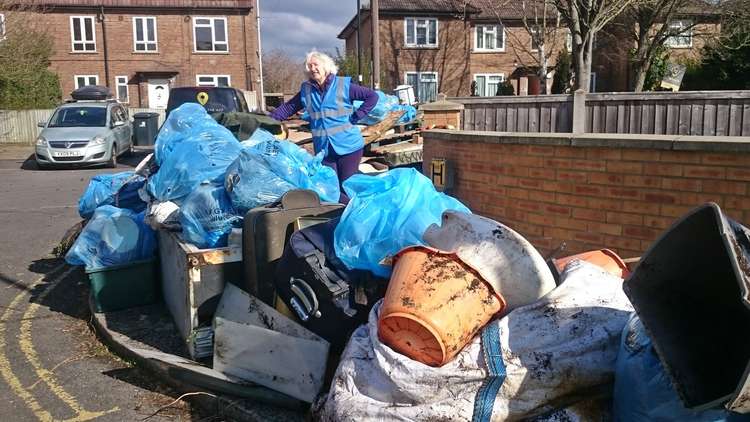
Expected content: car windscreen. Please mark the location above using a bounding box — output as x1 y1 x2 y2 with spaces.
166 89 239 116
48 107 107 127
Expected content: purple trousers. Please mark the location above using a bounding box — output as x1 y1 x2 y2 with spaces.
322 145 363 204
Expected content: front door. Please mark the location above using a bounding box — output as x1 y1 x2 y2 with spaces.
147 79 169 109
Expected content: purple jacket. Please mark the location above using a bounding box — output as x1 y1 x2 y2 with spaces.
270 74 379 124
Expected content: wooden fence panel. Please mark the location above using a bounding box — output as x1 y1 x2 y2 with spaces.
450 91 750 136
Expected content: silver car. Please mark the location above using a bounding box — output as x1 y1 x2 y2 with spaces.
35 100 133 168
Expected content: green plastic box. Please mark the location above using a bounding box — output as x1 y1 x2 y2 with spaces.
86 259 159 313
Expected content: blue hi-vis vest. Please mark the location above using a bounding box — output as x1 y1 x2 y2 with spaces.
301 76 363 155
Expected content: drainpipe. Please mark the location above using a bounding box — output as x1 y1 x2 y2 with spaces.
356 0 362 84
242 12 250 90
99 6 110 88
256 0 265 111
371 0 380 89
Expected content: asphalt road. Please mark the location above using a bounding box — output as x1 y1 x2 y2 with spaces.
0 151 209 421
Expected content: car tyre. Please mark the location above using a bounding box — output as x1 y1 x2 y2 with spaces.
107 145 118 168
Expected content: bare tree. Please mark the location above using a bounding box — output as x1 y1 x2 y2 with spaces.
551 0 642 91
261 49 305 94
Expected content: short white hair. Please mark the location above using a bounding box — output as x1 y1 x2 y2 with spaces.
304 51 338 78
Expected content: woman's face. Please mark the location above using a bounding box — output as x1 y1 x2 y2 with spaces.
308 57 327 85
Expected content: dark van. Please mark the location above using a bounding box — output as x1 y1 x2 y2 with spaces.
165 86 251 119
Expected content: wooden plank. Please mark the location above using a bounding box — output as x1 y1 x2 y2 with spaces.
743 102 750 136
616 103 627 133
703 101 717 136
665 103 679 134
690 103 704 135
606 104 618 134
517 106 530 132
465 107 475 130
639 103 653 134
540 104 552 133
475 107 486 131
628 102 641 134
716 102 730 136
654 103 665 134
590 104 601 133
678 103 691 135
585 104 594 132
496 106 507 131
549 105 558 132
729 101 742 136
486 105 496 132
528 105 540 132
507 106 517 132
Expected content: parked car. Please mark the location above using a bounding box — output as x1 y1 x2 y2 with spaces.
165 86 251 119
35 99 133 169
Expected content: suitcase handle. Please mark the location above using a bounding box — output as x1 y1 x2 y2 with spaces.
289 278 321 321
274 189 321 210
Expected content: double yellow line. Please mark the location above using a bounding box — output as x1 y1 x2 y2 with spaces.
0 264 118 421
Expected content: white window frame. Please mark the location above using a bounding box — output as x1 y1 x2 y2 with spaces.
74 75 99 89
665 19 693 49
193 17 229 53
196 74 231 87
405 71 438 103
133 16 158 52
115 76 129 103
404 17 438 48
70 16 96 52
473 73 506 97
474 24 505 52
0 14 6 40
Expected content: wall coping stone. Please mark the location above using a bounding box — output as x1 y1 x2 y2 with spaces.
423 130 750 153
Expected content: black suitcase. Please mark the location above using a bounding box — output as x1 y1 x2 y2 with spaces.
243 189 343 305
275 217 388 350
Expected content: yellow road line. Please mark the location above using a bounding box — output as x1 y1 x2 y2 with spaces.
1 265 119 421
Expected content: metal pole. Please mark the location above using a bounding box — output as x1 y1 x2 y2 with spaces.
372 0 380 89
256 0 265 111
356 0 362 84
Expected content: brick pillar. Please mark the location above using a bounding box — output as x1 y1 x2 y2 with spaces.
418 93 464 129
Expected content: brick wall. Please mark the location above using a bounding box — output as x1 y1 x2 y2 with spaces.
422 130 750 259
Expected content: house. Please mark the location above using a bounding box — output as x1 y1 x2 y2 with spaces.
2 0 261 109
338 0 717 98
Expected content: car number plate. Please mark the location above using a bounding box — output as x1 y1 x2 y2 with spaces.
52 150 80 157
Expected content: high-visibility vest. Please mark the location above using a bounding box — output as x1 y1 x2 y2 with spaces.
301 76 363 155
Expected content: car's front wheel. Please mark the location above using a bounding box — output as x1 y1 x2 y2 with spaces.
107 144 118 168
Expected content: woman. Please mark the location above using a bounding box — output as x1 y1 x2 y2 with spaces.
271 51 379 204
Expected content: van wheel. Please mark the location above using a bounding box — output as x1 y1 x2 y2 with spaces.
107 145 118 168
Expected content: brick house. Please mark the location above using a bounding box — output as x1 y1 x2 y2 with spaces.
2 0 261 109
338 0 716 98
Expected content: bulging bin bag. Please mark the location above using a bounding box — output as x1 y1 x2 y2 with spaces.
225 132 339 213
316 260 634 421
78 171 146 219
65 205 156 270
613 314 750 422
154 103 234 165
147 136 241 204
179 183 241 249
334 168 470 277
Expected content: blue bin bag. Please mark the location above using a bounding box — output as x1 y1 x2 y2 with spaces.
225 131 340 213
78 171 147 219
154 103 237 165
65 205 156 270
179 183 241 249
353 91 400 126
147 136 242 204
613 314 750 422
334 168 471 277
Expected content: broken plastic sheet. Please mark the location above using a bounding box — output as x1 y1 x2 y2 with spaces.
315 260 634 421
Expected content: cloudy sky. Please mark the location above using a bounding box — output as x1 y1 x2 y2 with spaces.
259 0 358 59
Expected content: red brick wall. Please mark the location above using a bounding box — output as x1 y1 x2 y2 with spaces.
8 7 259 107
422 131 750 259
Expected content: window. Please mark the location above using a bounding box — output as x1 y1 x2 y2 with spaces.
475 25 504 51
474 74 505 96
111 105 127 125
0 14 6 40
665 20 692 48
74 75 99 89
70 16 96 52
404 18 437 48
133 17 157 52
405 72 438 103
115 76 129 103
196 75 231 87
193 17 228 52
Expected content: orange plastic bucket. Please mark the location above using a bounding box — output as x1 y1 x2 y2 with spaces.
554 249 630 279
378 247 506 367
